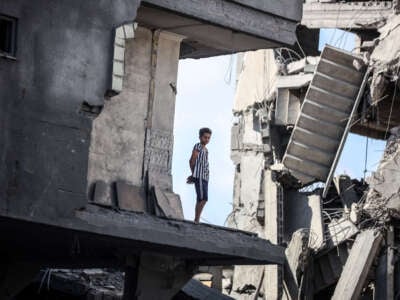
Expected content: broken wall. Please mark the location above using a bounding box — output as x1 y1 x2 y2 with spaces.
88 26 183 207
0 0 140 219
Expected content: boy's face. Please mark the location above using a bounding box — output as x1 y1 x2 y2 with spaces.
200 133 211 145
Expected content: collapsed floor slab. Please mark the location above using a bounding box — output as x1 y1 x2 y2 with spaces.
332 230 383 300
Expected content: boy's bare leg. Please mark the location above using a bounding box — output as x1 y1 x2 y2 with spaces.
194 200 207 223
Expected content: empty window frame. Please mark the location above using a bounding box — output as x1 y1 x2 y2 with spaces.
0 14 17 57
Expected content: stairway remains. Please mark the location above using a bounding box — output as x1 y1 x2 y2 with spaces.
282 45 366 186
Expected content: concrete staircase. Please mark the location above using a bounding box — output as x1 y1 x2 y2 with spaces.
282 46 366 186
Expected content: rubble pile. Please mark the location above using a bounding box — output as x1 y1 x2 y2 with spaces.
17 269 232 300
363 126 400 222
226 3 400 297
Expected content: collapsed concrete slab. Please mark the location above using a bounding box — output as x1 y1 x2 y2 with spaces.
284 229 310 299
332 230 383 300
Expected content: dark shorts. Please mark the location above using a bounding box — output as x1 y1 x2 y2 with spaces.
194 178 208 202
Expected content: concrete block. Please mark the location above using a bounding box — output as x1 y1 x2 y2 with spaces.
115 180 146 213
116 26 125 39
287 57 318 74
304 64 316 73
113 45 125 61
92 181 114 207
113 61 124 77
123 23 135 39
154 187 184 219
328 218 359 246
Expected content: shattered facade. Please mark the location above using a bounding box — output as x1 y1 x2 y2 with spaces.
226 1 400 299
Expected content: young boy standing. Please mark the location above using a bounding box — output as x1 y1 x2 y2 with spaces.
188 127 212 223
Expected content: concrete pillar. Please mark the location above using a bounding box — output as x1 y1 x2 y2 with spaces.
144 30 184 190
264 169 281 299
88 27 184 205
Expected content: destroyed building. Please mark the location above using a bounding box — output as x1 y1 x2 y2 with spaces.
2 0 400 299
225 0 400 299
0 0 308 299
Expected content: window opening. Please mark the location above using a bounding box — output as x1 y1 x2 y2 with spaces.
0 15 17 57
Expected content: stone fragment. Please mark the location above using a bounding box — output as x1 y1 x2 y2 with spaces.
332 230 383 300
154 187 184 219
115 180 146 213
92 181 114 207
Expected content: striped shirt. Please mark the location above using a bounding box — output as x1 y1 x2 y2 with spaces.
193 143 209 181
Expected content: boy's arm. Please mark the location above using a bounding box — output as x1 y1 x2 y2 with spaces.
189 149 199 174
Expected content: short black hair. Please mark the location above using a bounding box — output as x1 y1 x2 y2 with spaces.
199 127 212 137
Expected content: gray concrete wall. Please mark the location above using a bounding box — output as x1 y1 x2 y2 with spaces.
0 0 140 219
88 27 182 208
88 27 152 191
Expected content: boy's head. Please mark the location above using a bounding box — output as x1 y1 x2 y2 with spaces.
199 127 212 145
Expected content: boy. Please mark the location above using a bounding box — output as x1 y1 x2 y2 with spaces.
188 127 211 223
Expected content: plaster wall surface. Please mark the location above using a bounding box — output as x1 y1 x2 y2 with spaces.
242 111 263 146
88 27 152 191
0 0 140 220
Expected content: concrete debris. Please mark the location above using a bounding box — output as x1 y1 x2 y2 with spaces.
364 126 400 222
284 229 310 292
178 279 234 300
21 269 232 300
327 218 359 247
371 14 400 68
228 3 400 298
286 57 319 75
333 175 360 212
332 230 383 300
1 0 400 299
116 180 147 213
153 186 184 219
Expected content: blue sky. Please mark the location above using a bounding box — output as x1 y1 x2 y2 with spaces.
172 29 385 225
172 55 236 225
